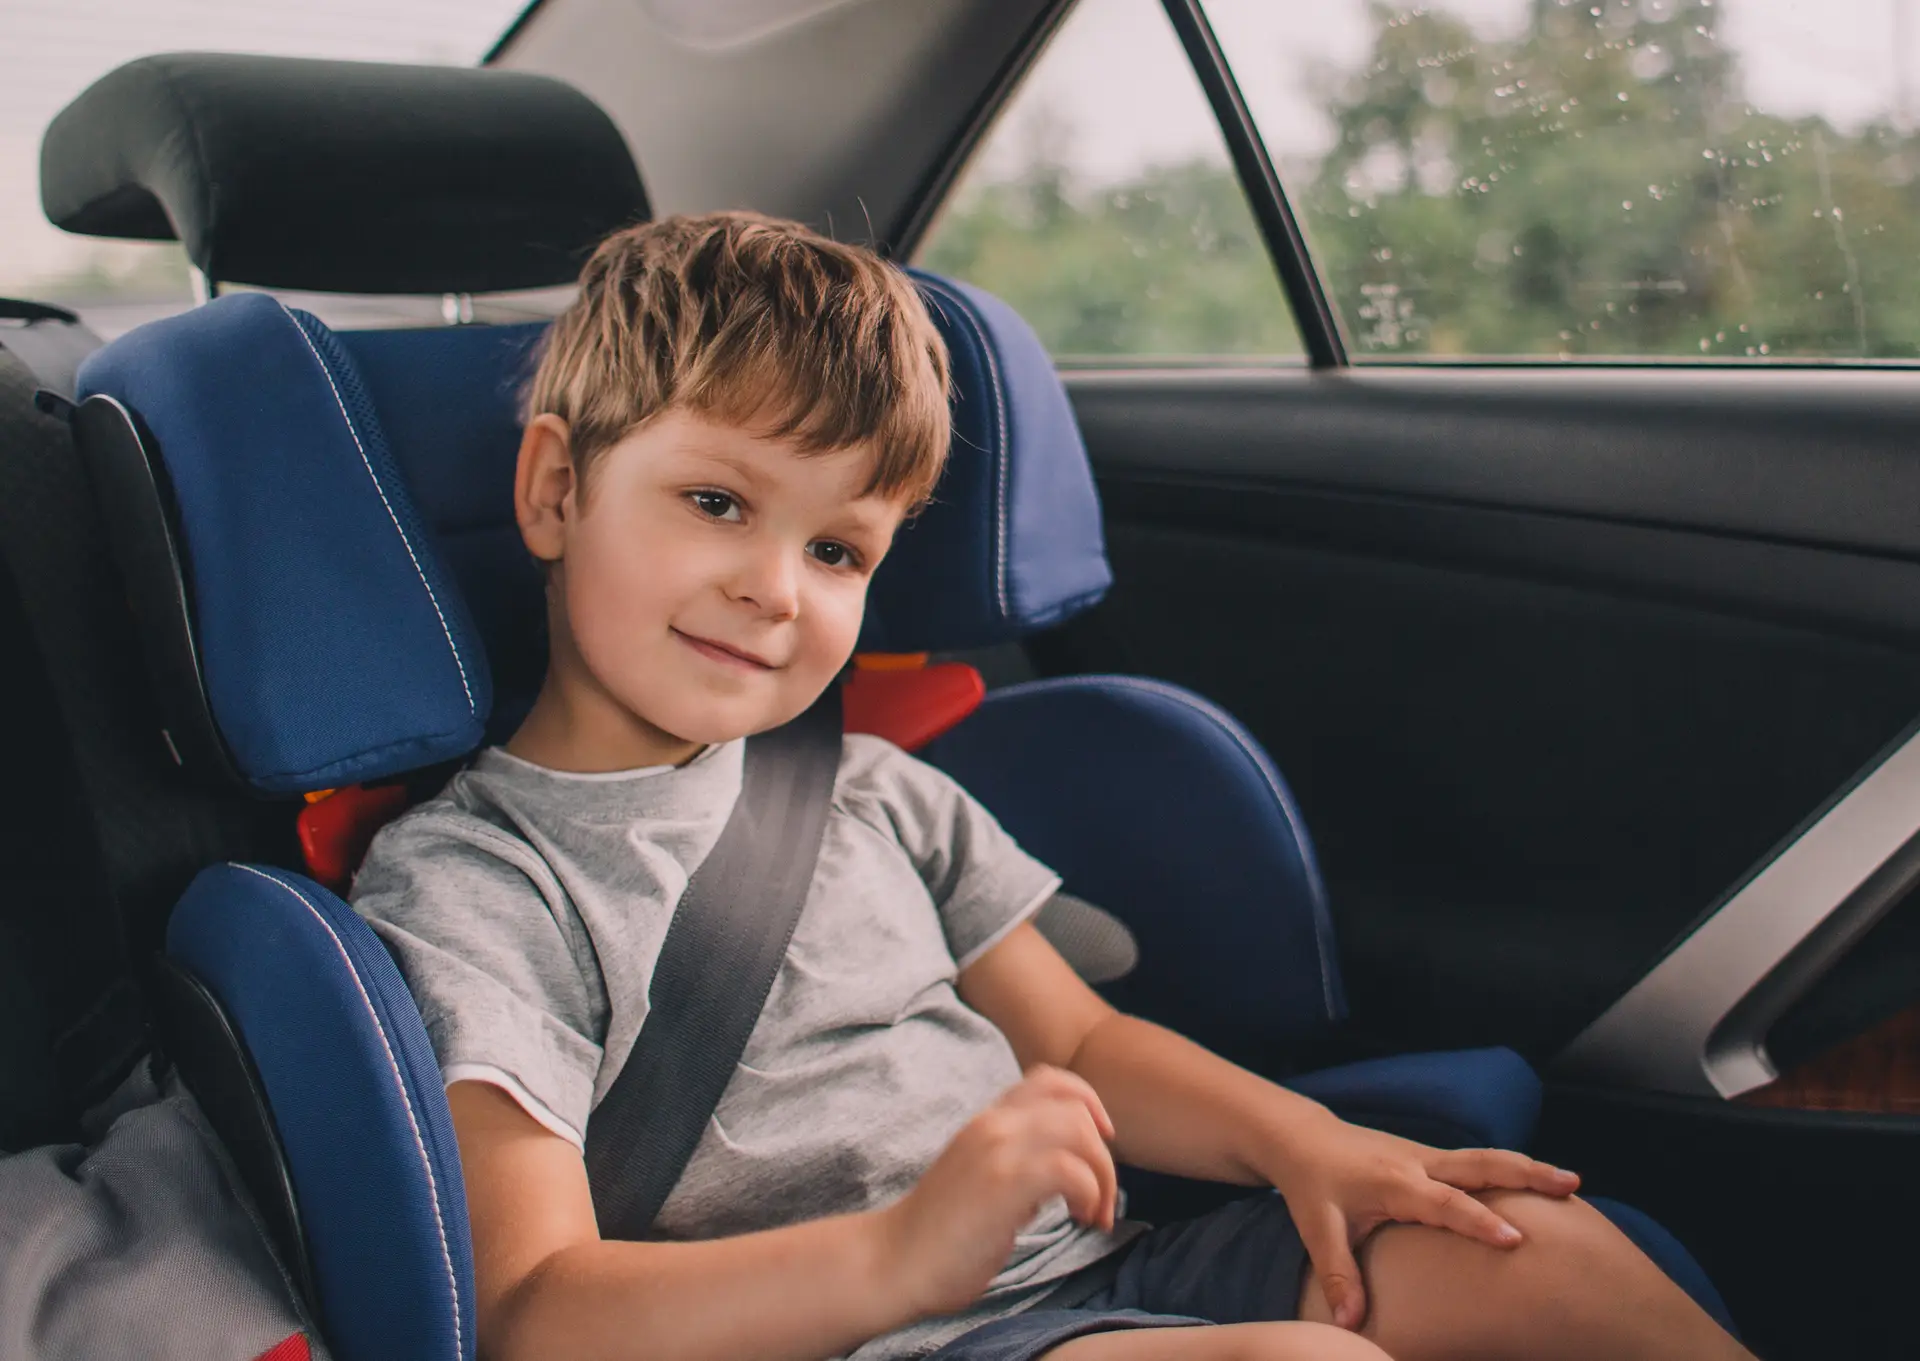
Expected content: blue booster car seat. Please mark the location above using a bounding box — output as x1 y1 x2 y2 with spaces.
47 54 1732 1361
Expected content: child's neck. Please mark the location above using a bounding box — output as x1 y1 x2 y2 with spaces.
506 666 705 774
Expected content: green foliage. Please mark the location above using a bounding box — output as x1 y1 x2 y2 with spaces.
923 0 1920 362
920 156 1302 358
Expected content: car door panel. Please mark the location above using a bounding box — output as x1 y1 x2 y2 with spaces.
1066 370 1920 1070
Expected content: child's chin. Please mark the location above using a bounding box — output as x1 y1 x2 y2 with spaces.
654 699 808 747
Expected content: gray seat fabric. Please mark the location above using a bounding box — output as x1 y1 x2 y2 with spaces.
1035 892 1139 986
0 1057 328 1361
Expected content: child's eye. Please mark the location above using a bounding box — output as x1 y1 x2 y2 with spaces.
808 540 860 570
689 490 742 522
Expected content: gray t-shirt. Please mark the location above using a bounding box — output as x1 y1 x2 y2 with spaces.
351 733 1143 1360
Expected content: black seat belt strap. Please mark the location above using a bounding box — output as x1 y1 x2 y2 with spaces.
584 685 844 1239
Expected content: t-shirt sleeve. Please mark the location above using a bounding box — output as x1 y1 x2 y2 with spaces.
845 735 1063 969
350 810 605 1146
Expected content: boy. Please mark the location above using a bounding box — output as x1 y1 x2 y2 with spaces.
352 213 1753 1361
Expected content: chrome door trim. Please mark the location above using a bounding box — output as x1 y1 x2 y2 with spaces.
1553 718 1920 1098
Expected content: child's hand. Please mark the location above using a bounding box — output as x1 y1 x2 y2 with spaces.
878 1066 1118 1317
1267 1113 1580 1332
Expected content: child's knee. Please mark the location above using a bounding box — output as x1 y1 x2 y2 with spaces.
1475 1190 1632 1268
1460 1187 1672 1316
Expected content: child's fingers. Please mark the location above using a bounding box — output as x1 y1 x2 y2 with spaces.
1018 1093 1120 1229
1042 1151 1108 1230
1404 1180 1525 1249
1298 1202 1368 1332
1426 1148 1580 1197
1012 1065 1116 1142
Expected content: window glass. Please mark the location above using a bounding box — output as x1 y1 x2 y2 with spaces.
0 0 528 337
1209 0 1920 361
917 0 1303 362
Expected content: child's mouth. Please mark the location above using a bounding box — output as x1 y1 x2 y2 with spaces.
672 628 777 671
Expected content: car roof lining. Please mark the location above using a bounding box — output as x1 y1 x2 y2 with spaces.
492 0 1067 256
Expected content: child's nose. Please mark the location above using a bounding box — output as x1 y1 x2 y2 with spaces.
727 541 800 620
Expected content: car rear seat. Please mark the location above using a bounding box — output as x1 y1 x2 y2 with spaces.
0 319 152 1151
32 52 1734 1359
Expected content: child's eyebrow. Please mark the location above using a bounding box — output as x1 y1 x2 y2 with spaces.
679 445 767 486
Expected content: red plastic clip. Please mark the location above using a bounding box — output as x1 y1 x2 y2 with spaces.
296 783 411 894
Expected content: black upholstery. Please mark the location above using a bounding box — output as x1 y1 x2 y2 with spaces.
0 343 146 1148
150 956 316 1315
41 54 650 294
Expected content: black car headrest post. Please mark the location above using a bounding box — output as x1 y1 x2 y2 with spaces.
41 54 649 295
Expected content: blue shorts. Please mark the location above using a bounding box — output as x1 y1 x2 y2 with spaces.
925 1192 1309 1361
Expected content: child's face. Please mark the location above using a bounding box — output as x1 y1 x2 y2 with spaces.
523 408 908 759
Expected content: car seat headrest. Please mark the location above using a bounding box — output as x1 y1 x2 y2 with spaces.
862 272 1111 652
74 293 494 794
41 54 648 295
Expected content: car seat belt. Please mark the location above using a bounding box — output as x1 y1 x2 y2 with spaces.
583 684 843 1240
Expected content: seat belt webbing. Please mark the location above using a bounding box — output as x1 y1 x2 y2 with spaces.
583 685 843 1239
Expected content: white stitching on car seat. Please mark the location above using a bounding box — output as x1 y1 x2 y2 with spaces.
1012 676 1343 1022
230 863 465 1357
274 302 478 716
922 278 1011 620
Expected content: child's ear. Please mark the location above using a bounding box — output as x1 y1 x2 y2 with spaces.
515 414 576 564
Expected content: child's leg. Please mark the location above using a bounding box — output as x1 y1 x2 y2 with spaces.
1296 1190 1753 1361
1047 1321 1391 1361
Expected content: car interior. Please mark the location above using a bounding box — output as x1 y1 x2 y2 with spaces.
4 3 1919 1360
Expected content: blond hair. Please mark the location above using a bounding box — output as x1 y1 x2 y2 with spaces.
526 211 950 505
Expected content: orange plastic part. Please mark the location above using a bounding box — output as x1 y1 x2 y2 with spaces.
842 661 984 752
297 782 411 894
852 652 931 672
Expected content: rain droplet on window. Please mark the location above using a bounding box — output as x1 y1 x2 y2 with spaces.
1699 338 1711 352
1623 200 1634 210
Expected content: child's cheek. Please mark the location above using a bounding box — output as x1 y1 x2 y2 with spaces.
816 581 871 667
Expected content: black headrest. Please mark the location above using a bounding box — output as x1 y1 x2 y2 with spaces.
40 54 650 295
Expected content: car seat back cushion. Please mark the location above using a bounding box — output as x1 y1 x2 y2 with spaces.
926 675 1347 1051
40 54 648 295
331 322 550 739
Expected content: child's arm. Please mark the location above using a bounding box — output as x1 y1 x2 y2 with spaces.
450 1070 1118 1361
958 922 1581 1332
